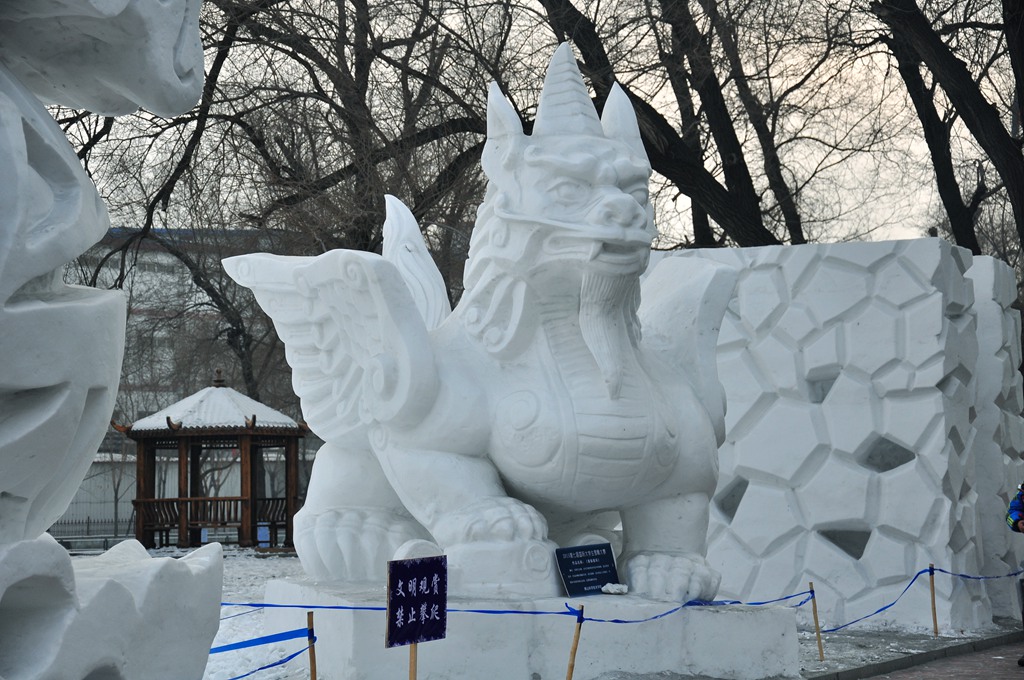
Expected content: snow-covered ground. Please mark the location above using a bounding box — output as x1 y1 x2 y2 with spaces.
81 546 1020 680
205 549 308 680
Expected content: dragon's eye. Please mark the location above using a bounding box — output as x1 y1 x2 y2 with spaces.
550 179 586 203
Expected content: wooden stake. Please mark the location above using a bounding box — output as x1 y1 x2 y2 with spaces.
307 611 317 680
409 642 418 680
929 563 938 637
809 582 824 662
566 604 584 680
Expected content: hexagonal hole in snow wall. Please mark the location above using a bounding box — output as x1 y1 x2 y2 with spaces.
807 376 837 404
858 436 915 473
714 477 749 523
0 574 74 677
819 529 872 560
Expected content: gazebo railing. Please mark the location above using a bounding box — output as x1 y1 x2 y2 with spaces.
187 497 245 525
134 497 290 536
256 497 288 524
134 498 181 529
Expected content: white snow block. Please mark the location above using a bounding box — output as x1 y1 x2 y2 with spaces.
679 239 1000 631
264 579 800 680
965 256 1024 619
0 535 223 680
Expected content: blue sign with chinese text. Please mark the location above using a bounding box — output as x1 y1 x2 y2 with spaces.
386 555 447 648
555 543 620 597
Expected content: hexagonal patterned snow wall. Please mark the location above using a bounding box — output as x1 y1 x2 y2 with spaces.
966 257 1024 619
673 239 1024 631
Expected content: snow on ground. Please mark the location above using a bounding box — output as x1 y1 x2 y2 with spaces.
205 549 309 680
75 546 1021 680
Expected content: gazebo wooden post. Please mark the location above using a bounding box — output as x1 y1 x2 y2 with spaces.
135 438 155 548
253 441 265 545
176 437 189 548
189 440 203 546
239 434 254 547
285 436 299 547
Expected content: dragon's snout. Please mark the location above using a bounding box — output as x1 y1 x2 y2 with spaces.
589 193 647 231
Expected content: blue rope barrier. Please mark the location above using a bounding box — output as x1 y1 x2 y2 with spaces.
205 564 1024 680
583 605 684 624
451 606 578 616
933 566 1024 581
222 601 386 612
218 591 812 628
745 590 814 606
214 564 1024 647
223 644 312 680
816 565 1024 633
221 607 264 621
821 568 930 633
211 627 309 654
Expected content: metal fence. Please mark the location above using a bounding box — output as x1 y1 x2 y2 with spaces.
48 516 134 539
48 505 135 552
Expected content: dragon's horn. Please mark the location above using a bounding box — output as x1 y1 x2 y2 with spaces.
533 43 602 138
601 84 647 160
483 82 524 174
486 81 523 141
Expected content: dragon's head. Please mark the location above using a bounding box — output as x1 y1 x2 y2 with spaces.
459 46 653 394
466 44 654 293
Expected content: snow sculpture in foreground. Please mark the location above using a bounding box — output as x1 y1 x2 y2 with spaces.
0 3 222 678
226 44 736 602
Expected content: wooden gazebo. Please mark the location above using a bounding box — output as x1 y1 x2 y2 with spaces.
118 373 306 549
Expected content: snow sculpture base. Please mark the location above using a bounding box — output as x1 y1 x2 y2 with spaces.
264 579 800 680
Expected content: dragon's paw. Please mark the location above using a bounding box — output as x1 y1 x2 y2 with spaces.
294 506 429 583
623 551 721 603
433 496 548 546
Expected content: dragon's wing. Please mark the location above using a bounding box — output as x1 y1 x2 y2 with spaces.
223 250 439 441
381 195 451 330
639 257 738 444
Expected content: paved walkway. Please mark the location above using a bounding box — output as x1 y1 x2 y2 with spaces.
862 640 1023 679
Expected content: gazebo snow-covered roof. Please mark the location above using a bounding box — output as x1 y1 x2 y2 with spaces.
131 384 300 433
119 372 305 549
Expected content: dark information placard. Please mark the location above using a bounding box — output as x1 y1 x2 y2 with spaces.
385 555 448 648
555 543 620 597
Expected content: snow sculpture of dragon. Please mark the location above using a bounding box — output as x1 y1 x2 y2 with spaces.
225 44 736 603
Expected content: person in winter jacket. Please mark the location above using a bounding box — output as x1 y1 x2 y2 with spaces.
1006 483 1024 666
1007 483 1024 533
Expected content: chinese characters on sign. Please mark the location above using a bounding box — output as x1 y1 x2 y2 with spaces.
554 543 620 597
385 555 448 648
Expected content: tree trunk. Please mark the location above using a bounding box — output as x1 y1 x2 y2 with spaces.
872 0 1024 248
699 0 805 244
1002 0 1024 127
886 34 982 254
659 0 766 239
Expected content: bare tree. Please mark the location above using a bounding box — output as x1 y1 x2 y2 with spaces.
870 0 1024 255
69 0 492 403
62 0 1024 407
